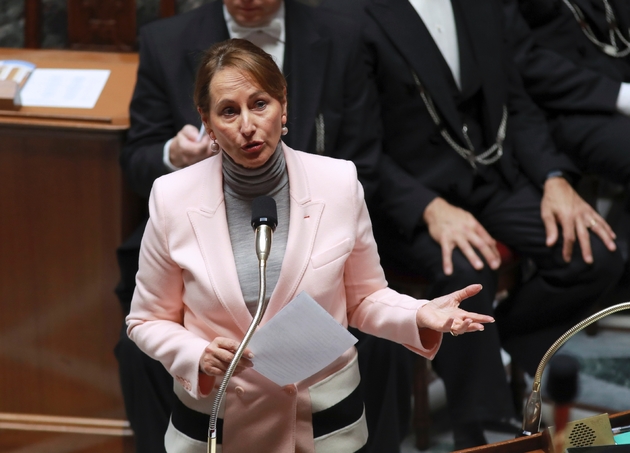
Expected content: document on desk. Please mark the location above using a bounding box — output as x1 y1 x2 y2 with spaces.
20 68 110 109
248 291 358 386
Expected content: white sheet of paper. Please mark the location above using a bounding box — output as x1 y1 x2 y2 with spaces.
248 291 358 386
20 68 110 109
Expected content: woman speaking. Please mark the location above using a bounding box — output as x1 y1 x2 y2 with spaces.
126 39 493 453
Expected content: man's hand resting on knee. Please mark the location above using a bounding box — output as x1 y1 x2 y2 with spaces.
423 197 502 276
541 176 617 264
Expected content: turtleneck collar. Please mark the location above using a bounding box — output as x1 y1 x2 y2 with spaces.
222 142 288 199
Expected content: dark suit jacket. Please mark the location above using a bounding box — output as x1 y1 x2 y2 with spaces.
503 0 621 114
527 0 630 75
120 0 380 201
504 0 622 114
357 0 576 238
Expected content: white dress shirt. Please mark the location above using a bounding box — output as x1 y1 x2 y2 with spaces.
223 3 286 71
616 82 630 116
409 0 461 89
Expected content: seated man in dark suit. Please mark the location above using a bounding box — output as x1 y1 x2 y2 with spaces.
115 1 385 452
505 0 630 216
334 0 625 449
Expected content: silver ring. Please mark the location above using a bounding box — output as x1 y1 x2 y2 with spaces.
450 330 458 337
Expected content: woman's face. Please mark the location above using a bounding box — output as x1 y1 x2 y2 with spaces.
204 67 286 169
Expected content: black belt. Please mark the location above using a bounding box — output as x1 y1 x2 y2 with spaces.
171 384 365 451
171 397 222 444
312 383 364 439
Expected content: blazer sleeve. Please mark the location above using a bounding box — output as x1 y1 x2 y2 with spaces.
126 179 214 400
504 0 620 114
327 19 382 205
374 152 440 240
501 9 581 186
341 164 442 358
120 28 175 199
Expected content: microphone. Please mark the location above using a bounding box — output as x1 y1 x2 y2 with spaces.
520 302 630 440
208 196 278 453
251 195 278 264
547 354 580 453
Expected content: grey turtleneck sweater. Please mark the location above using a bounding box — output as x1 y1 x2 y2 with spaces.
222 144 290 316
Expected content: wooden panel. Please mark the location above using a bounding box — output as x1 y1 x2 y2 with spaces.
0 48 140 452
67 0 137 52
0 127 127 417
0 413 132 435
0 430 134 453
24 0 42 49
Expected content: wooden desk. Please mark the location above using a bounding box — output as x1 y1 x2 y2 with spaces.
0 49 137 127
0 48 139 453
456 411 630 453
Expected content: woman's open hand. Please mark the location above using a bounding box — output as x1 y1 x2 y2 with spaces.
416 284 494 336
199 337 254 377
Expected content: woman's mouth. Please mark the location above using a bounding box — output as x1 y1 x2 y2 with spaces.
242 142 264 154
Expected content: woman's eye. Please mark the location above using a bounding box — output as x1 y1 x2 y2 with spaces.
254 100 267 110
222 107 236 116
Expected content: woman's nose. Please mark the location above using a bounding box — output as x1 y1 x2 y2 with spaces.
240 111 256 136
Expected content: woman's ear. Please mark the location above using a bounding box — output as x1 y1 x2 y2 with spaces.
197 107 209 132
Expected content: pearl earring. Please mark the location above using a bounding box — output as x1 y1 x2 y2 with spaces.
210 139 220 153
281 125 288 136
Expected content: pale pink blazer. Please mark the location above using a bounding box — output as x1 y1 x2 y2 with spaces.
127 143 442 453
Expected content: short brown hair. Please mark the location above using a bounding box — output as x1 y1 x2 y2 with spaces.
194 38 287 118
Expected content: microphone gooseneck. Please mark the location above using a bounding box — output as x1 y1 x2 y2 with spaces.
521 301 630 437
208 196 278 453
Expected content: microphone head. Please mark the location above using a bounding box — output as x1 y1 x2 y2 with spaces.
251 196 278 231
547 354 580 404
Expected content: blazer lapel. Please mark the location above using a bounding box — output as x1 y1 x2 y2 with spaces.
184 1 230 81
611 0 630 35
187 147 325 331
614 0 630 38
455 0 506 143
262 144 324 321
367 0 470 144
582 0 630 40
572 0 608 34
187 155 254 335
283 0 329 152
451 0 480 99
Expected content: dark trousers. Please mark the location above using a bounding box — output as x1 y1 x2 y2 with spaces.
115 324 174 453
374 175 624 428
352 329 416 453
114 222 174 453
